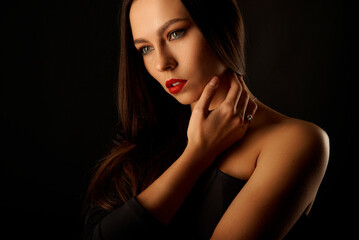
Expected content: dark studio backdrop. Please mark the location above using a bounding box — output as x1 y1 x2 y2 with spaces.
1 0 353 239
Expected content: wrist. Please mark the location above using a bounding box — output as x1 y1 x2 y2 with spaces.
185 141 217 169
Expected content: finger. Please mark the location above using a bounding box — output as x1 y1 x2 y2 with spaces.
237 74 246 85
194 76 219 114
236 89 250 120
244 98 258 122
223 74 242 107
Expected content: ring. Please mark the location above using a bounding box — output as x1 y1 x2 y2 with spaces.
246 114 253 121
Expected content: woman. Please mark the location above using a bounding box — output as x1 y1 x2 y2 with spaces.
81 0 329 239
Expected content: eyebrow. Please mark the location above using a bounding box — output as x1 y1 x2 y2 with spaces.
133 18 189 45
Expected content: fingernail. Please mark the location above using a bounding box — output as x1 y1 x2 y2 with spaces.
209 77 219 87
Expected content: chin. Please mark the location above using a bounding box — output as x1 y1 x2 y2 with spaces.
173 92 201 106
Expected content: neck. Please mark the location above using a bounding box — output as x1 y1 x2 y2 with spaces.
190 72 257 111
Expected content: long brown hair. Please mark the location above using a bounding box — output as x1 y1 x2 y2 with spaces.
84 0 246 211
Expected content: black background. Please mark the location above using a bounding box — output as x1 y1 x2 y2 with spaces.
2 0 353 239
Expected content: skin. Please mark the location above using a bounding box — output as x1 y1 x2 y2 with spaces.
130 0 229 109
130 0 330 239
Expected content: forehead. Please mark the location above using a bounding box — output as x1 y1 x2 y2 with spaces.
129 0 190 38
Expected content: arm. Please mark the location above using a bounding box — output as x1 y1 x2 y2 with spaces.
137 74 257 225
211 122 329 239
83 74 257 239
83 145 212 240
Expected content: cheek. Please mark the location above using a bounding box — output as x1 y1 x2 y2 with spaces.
143 57 163 85
143 56 154 76
184 37 226 85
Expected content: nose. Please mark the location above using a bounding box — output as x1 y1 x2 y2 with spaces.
155 47 177 72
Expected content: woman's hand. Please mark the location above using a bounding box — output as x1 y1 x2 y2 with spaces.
137 74 257 225
187 74 257 162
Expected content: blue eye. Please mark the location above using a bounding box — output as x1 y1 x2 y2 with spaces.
169 29 186 41
140 46 154 55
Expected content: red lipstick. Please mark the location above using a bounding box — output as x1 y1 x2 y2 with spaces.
166 79 187 94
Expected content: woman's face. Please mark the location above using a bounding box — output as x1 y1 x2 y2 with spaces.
129 0 227 107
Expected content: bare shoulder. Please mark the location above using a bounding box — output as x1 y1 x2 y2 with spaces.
217 107 330 181
258 117 330 181
261 118 330 161
212 116 330 239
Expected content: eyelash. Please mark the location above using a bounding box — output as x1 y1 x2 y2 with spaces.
138 29 187 56
168 29 186 41
139 46 153 56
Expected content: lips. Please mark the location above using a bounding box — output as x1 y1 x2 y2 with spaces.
165 79 188 94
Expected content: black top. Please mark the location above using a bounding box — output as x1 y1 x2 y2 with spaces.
81 166 312 240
